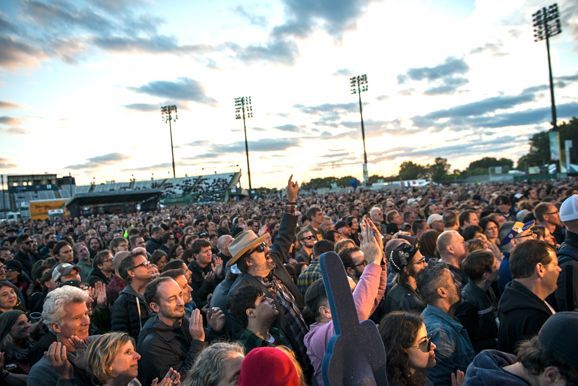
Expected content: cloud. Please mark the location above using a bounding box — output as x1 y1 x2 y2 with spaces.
93 36 211 55
232 0 374 65
0 101 20 109
0 158 17 169
398 57 469 95
275 124 300 132
425 77 469 95
0 1 203 69
234 6 267 27
400 57 469 83
0 116 21 126
0 37 46 69
273 0 374 38
131 78 217 105
237 38 298 64
371 135 527 164
65 152 129 170
422 94 536 121
121 162 172 172
470 42 507 56
125 103 158 112
296 102 357 115
220 137 300 152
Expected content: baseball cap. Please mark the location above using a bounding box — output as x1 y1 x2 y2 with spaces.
560 195 578 222
538 311 578 368
51 263 80 283
500 220 535 246
427 214 443 226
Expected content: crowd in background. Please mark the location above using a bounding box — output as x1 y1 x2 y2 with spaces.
0 176 577 386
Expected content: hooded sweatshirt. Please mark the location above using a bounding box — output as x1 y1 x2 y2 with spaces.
497 280 553 354
463 350 529 386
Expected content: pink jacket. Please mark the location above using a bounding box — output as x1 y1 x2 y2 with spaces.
303 263 385 386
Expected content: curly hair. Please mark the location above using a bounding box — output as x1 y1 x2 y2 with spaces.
379 311 427 386
185 342 244 386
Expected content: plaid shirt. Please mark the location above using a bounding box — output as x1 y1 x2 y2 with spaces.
297 258 322 296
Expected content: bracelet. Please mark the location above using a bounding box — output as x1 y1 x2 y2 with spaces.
287 202 296 205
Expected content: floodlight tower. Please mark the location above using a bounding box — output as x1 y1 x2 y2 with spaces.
350 74 369 184
235 96 253 193
161 105 178 179
533 3 562 129
533 4 562 170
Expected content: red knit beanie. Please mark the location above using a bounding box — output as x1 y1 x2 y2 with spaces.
237 347 300 386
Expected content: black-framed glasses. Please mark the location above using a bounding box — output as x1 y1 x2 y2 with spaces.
352 260 367 269
133 261 150 269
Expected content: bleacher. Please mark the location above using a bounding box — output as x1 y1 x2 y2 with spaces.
2 171 239 213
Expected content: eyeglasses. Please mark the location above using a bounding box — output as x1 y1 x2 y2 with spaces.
412 336 433 353
544 211 559 215
413 257 427 265
133 261 151 269
352 260 367 268
301 235 315 241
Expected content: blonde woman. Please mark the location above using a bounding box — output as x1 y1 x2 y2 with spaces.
86 332 180 386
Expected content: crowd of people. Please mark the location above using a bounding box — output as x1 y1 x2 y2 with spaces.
0 175 577 386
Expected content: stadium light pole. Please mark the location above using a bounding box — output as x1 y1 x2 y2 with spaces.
234 97 253 193
350 74 369 185
161 105 178 179
533 4 562 170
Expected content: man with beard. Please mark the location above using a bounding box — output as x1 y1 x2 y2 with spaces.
418 262 475 386
137 277 218 385
226 176 309 372
295 229 315 264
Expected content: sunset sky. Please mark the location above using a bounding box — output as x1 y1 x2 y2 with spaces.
1 0 577 188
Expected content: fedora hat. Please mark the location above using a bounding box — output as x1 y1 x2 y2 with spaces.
227 230 269 267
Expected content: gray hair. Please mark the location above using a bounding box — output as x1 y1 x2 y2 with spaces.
42 285 89 334
185 342 244 386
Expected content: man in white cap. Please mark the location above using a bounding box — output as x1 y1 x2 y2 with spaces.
555 194 578 311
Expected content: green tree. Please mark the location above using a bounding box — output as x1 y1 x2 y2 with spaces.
517 117 578 170
517 131 550 170
465 157 514 176
429 157 450 183
398 161 428 180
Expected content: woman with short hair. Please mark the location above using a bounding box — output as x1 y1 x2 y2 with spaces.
86 332 180 386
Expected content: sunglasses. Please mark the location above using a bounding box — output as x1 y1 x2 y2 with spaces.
246 242 266 257
414 336 433 352
301 235 315 241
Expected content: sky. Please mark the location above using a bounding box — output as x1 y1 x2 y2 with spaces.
1 0 578 189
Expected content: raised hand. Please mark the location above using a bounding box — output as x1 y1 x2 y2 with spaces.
287 175 299 203
359 216 384 265
188 308 205 342
93 281 107 306
206 307 225 332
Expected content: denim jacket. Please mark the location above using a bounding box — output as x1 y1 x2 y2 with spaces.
422 304 475 386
